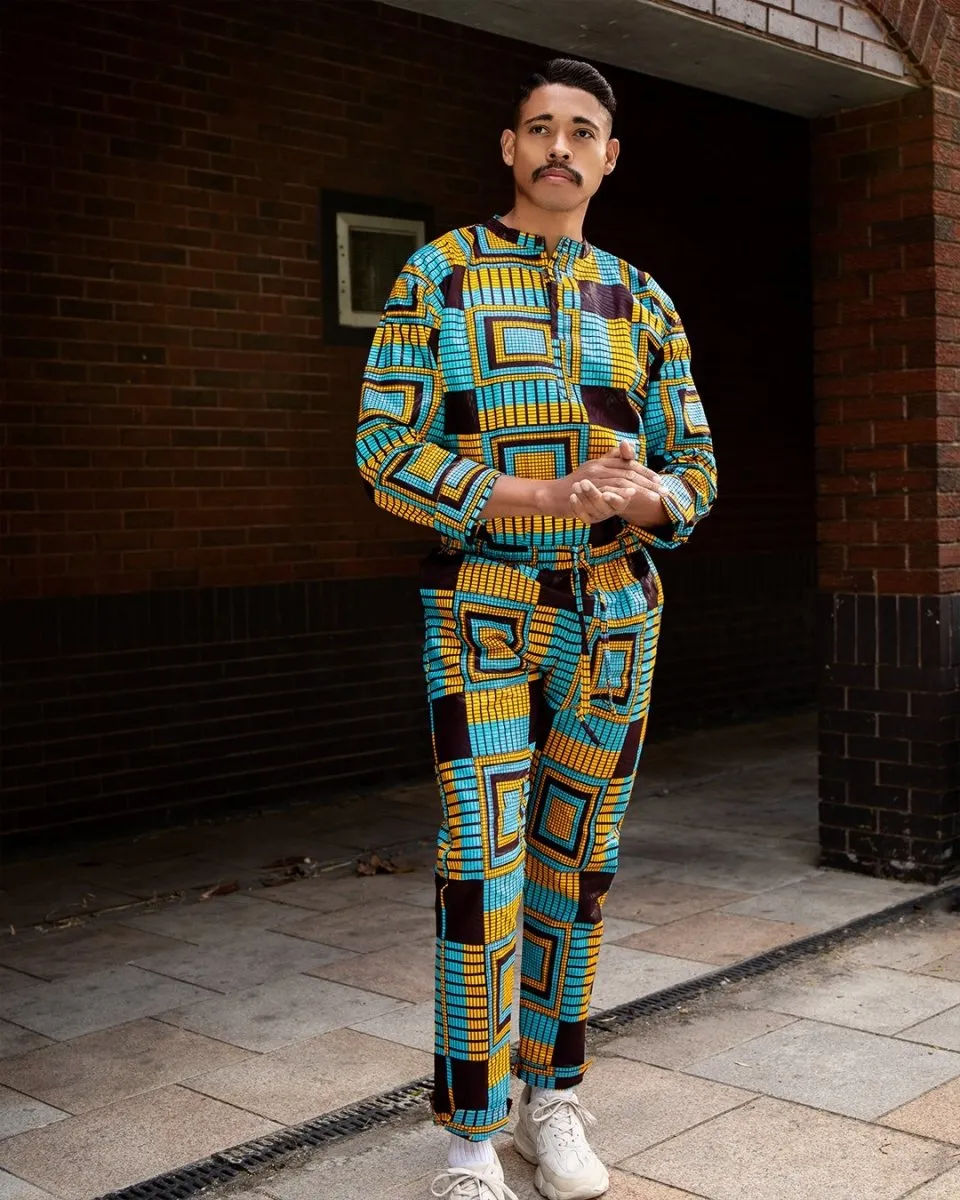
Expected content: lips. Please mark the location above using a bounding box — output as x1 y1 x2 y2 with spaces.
539 168 575 181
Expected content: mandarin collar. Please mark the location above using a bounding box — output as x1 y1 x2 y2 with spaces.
485 215 591 276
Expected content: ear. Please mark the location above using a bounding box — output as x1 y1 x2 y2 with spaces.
603 136 620 176
501 128 516 167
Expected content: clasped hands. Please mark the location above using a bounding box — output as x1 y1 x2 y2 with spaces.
536 441 670 527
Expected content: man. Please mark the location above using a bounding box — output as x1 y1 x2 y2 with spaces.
356 58 716 1200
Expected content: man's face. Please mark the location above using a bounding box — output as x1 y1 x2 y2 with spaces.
501 83 619 214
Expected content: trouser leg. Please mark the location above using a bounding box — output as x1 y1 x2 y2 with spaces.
517 582 662 1088
422 554 540 1139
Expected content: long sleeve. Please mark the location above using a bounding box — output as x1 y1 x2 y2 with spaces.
356 260 501 540
627 308 717 551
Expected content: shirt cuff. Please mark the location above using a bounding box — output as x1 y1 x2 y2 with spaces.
432 460 501 541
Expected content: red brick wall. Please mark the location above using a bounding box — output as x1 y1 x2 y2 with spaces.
811 85 960 595
810 62 959 882
1 0 814 601
0 0 817 844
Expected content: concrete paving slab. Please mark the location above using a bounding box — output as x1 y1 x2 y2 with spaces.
721 873 931 931
158 973 407 1052
901 1166 960 1198
186 1028 431 1123
733 963 960 1036
0 1017 253 1114
258 1119 699 1199
307 937 435 1003
618 821 818 868
898 1004 960 1052
325 816 437 852
880 1076 960 1144
0 968 44 997
0 1024 53 1061
0 966 217 1041
921 950 960 982
835 922 960 975
642 856 819 895
234 876 363 916
599 917 657 943
255 868 437 915
617 912 814 965
601 1006 798 1070
576 1055 755 1163
602 879 752 926
185 841 361 879
0 1085 282 1200
129 929 356 993
587 945 713 1012
68 855 231 901
349 1000 434 1052
629 793 818 844
116 893 316 944
281 900 436 953
684 1018 960 1120
0 1085 66 1138
255 1121 447 1200
619 1095 956 1200
398 1143 705 1200
602 856 666 882
0 1171 58 1200
0 924 192 982
0 882 141 931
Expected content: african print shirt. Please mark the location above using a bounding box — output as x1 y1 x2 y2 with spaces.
356 216 716 551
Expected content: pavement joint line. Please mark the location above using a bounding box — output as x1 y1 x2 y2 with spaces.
0 836 437 941
90 875 959 1200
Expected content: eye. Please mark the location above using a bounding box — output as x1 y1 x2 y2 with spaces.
529 124 549 134
575 129 595 139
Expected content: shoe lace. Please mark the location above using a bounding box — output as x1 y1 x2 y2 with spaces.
429 1166 520 1200
531 1091 597 1153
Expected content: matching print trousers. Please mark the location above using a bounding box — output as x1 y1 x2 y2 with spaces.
421 535 663 1139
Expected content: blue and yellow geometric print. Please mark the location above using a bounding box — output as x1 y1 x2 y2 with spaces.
357 216 716 552
356 215 716 1142
423 543 663 1138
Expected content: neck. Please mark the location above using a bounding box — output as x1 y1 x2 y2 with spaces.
499 194 587 256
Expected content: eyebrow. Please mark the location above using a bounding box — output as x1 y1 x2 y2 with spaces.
524 112 602 133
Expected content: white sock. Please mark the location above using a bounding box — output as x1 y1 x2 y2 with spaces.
448 1133 496 1169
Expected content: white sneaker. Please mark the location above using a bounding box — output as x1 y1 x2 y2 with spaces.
430 1159 520 1199
513 1085 609 1200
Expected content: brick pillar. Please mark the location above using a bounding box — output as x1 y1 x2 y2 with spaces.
812 86 960 884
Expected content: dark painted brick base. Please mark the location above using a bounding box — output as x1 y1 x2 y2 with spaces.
818 592 960 884
1 549 817 850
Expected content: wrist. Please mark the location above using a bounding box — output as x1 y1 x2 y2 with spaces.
532 480 555 517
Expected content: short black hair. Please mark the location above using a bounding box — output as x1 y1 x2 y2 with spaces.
513 58 616 130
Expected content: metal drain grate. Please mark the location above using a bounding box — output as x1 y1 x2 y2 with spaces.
96 1077 433 1200
96 879 958 1200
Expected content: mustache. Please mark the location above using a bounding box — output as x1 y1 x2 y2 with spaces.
533 162 583 185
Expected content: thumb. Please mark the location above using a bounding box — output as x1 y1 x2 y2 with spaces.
619 439 636 461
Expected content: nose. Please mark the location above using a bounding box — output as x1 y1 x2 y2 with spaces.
547 138 572 162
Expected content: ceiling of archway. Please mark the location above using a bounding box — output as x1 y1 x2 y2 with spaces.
384 0 918 116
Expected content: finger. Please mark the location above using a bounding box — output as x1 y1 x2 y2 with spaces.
571 490 611 523
600 491 628 513
599 485 634 503
570 493 597 521
625 462 663 485
594 460 659 487
618 440 636 461
584 479 631 500
585 482 619 514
